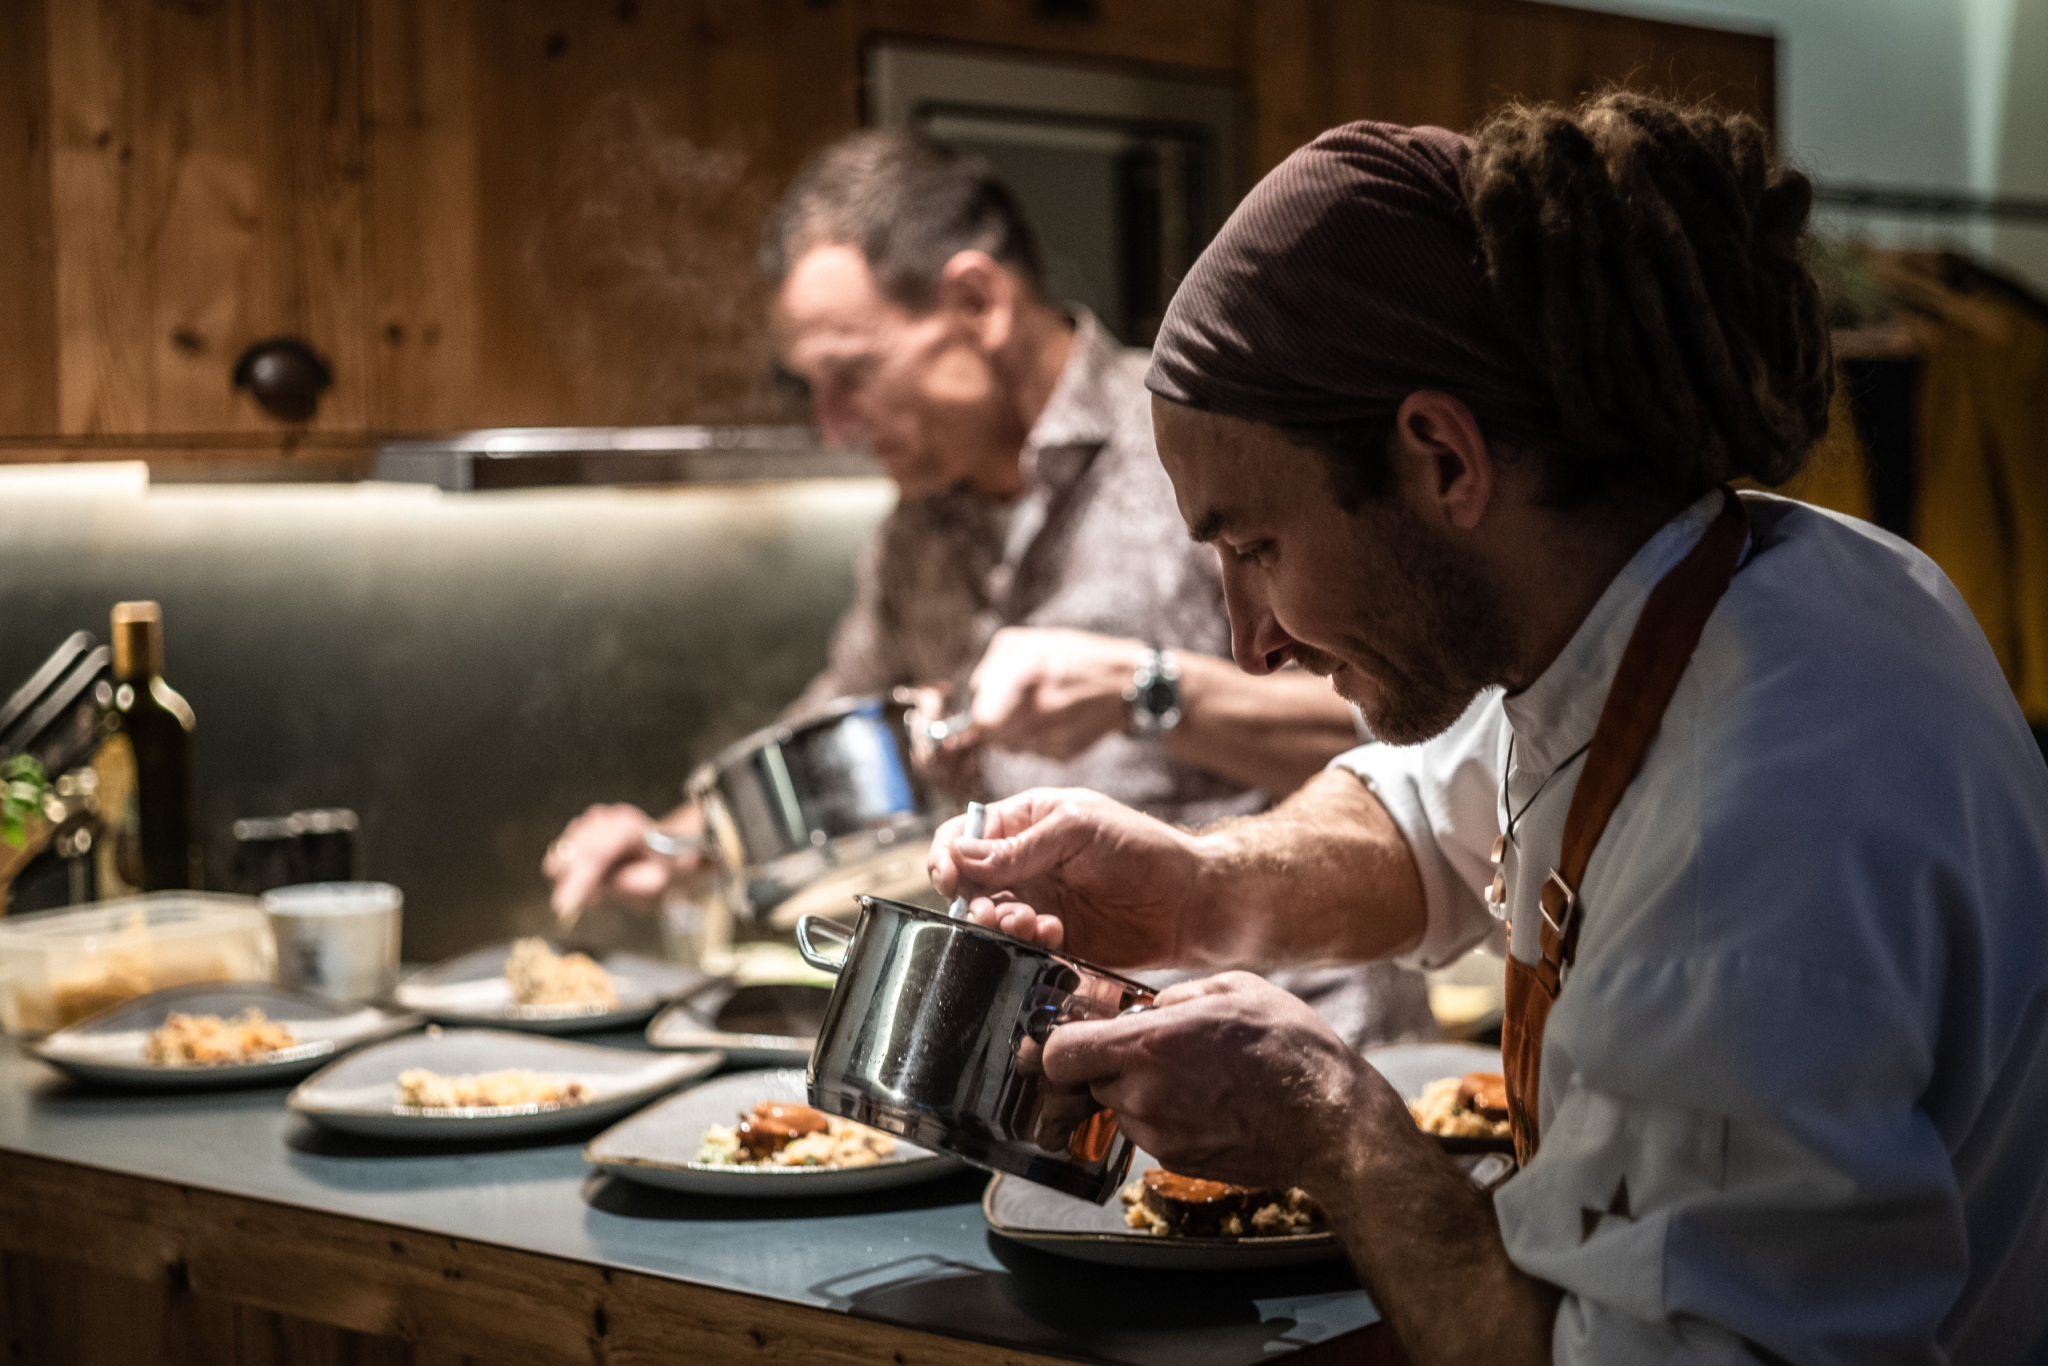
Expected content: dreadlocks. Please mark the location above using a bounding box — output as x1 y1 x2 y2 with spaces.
1466 91 1834 503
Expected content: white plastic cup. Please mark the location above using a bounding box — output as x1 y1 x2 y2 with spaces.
262 882 403 1003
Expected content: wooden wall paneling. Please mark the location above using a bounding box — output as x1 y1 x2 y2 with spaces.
365 0 482 434
1251 0 1775 171
247 0 372 433
861 0 1240 71
0 1 57 436
467 0 863 429
45 0 154 434
1241 0 1329 175
44 0 373 439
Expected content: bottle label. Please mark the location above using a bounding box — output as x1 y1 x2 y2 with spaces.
93 732 144 898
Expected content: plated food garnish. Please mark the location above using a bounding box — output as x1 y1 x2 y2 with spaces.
1410 1070 1512 1140
1119 1168 1324 1238
395 1066 590 1111
505 938 616 1009
695 1099 895 1169
144 1008 300 1065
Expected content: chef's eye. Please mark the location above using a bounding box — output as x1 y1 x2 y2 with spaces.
1231 541 1273 567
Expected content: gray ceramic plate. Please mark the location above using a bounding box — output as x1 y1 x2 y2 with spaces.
643 981 830 1067
395 944 704 1035
983 1150 1345 1270
1363 1041 1506 1103
983 1042 1515 1269
30 982 411 1090
585 1068 958 1196
286 1027 720 1140
1365 1040 1516 1156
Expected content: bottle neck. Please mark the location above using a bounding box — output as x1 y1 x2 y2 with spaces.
112 619 162 682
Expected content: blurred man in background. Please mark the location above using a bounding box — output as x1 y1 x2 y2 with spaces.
545 130 1435 1048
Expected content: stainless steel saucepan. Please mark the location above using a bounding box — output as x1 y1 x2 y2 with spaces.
797 894 1154 1203
686 695 948 928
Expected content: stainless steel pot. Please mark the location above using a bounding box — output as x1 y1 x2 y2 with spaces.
688 695 946 927
797 895 1155 1203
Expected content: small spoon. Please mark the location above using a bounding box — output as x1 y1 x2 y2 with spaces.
947 802 987 919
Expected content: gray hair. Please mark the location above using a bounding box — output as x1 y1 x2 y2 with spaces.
761 130 1044 311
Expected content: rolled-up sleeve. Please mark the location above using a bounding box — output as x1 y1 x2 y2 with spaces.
1328 689 1505 971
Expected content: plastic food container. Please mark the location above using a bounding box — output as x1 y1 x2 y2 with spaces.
0 893 276 1035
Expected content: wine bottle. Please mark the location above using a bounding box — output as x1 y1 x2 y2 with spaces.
108 602 199 891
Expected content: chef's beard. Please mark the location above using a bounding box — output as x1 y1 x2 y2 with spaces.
1304 503 1517 746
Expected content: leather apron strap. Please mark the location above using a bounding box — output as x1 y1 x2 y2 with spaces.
1502 490 1750 1165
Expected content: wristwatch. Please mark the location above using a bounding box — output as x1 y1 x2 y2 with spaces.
1123 646 1183 736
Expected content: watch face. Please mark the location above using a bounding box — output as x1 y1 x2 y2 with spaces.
1137 677 1176 716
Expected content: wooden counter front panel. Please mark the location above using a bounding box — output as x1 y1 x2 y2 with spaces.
0 1150 1079 1366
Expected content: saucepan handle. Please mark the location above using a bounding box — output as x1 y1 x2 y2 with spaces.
795 915 853 974
1025 993 1154 1045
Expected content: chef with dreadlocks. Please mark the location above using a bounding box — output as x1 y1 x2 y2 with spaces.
929 93 2048 1364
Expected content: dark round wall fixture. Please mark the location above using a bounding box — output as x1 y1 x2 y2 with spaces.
232 337 332 423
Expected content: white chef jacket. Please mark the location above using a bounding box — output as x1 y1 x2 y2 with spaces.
1337 491 2048 1365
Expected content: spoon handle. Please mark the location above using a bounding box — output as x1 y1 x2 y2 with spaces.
947 802 987 918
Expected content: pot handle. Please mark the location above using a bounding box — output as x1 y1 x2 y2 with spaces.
795 915 853 974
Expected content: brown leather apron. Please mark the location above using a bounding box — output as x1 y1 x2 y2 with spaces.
1501 490 1750 1165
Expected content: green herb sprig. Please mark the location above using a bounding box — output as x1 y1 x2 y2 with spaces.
2 754 52 849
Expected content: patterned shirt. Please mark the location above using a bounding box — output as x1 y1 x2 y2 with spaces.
791 308 1438 1049
792 310 1262 828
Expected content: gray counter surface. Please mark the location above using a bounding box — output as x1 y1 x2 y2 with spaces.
0 1034 1380 1365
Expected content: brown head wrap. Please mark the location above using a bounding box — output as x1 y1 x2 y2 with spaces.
1147 122 1556 442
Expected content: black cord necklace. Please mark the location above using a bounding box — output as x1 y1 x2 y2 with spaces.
1502 734 1593 844
1488 734 1594 915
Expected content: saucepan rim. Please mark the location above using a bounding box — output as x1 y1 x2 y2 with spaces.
837 894 1158 999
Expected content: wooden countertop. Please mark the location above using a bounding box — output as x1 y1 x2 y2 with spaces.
0 1033 1393 1365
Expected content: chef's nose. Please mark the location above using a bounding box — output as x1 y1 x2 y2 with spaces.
1221 562 1292 676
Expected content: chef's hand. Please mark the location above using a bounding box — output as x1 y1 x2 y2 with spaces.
966 628 1143 760
903 684 983 801
926 788 1200 968
1042 972 1417 1193
543 801 705 923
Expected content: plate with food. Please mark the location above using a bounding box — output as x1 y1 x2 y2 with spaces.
286 1026 719 1140
644 980 831 1067
395 938 702 1034
584 1067 959 1196
1364 1041 1516 1155
983 1150 1344 1270
29 982 410 1090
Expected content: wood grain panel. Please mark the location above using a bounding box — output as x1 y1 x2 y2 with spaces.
45 0 370 437
3 0 1778 455
1247 0 1774 172
0 1250 512 1366
862 0 1239 71
364 0 481 433
45 0 153 433
0 0 56 436
467 0 858 428
0 1149 1132 1366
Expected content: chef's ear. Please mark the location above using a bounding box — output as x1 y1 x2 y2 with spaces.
935 250 1017 353
1388 390 1495 533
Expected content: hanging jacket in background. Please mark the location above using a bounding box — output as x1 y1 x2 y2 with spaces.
1913 300 2048 724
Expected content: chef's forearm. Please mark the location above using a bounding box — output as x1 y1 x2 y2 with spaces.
1315 1072 1559 1364
1164 656 1361 794
1182 768 1427 968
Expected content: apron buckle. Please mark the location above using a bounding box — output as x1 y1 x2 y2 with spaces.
1540 869 1578 939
